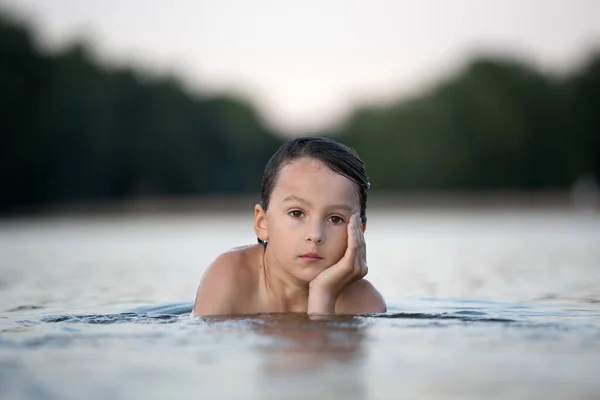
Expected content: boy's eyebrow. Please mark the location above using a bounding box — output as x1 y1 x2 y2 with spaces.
283 195 312 206
283 195 354 212
328 204 354 212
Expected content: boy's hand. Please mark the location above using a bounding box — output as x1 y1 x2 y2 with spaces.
307 213 367 314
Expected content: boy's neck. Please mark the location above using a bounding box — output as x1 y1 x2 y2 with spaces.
261 247 310 313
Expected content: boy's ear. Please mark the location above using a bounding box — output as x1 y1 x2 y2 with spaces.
361 221 367 233
254 204 268 242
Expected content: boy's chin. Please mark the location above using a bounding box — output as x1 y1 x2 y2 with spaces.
295 264 329 283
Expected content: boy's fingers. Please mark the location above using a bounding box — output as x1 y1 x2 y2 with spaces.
342 214 356 262
354 213 364 270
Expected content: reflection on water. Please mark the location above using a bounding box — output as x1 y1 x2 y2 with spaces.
206 314 368 399
213 314 367 372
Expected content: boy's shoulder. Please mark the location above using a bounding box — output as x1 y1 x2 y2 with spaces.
335 278 387 315
205 244 261 287
192 245 262 316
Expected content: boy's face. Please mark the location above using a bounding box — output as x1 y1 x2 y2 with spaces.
255 157 364 283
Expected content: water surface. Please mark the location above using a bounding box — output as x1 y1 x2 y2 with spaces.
1 209 599 399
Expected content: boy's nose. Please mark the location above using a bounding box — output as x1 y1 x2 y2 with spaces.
305 234 323 244
305 222 324 244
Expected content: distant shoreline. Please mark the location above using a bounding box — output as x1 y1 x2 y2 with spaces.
3 190 596 219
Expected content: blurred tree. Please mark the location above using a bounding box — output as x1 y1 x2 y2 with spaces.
0 13 282 213
336 56 590 190
566 52 600 182
0 15 51 210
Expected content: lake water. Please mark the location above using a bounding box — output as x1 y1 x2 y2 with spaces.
1 207 599 399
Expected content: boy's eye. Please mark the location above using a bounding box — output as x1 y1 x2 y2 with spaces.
328 216 345 224
289 210 304 218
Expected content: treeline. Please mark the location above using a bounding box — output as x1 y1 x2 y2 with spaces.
1 14 283 213
333 56 600 190
1 13 599 213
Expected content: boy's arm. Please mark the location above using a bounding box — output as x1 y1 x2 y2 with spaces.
191 254 240 316
334 279 386 315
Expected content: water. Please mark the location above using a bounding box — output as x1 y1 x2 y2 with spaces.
1 208 599 399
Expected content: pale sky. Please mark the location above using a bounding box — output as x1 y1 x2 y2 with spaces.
2 0 600 134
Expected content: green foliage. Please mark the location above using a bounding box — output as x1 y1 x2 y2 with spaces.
0 12 598 212
0 14 282 212
565 54 600 180
336 56 597 190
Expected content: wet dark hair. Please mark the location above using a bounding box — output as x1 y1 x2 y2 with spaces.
258 136 370 245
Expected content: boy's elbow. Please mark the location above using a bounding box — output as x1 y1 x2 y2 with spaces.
336 279 387 315
369 293 387 314
356 286 386 314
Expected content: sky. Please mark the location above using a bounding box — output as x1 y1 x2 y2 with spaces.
2 0 600 135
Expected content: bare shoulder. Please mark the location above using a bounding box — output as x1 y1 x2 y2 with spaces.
192 245 260 316
335 279 387 315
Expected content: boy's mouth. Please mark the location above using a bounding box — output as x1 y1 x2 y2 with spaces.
299 252 324 262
